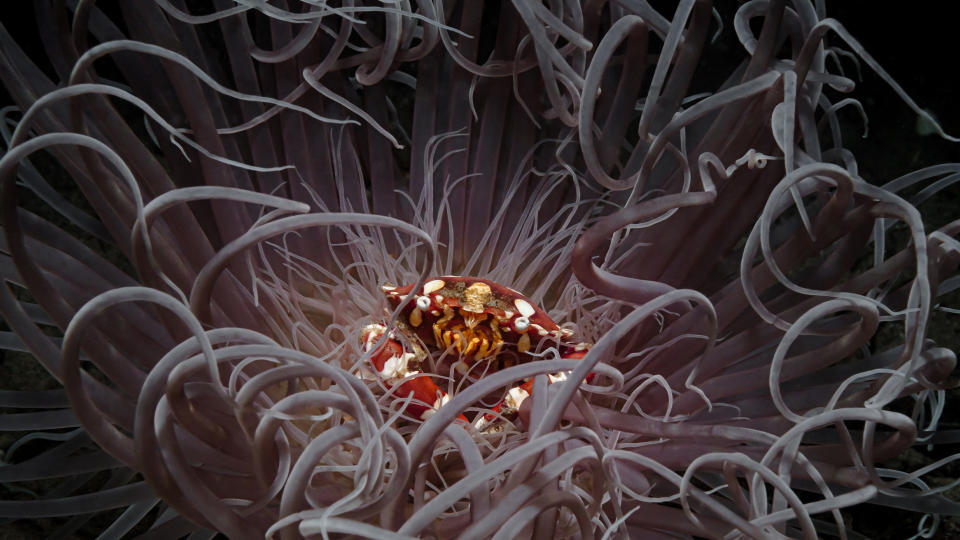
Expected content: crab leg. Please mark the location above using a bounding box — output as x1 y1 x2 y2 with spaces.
361 324 467 422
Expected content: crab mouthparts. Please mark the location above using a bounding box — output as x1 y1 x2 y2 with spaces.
461 310 486 329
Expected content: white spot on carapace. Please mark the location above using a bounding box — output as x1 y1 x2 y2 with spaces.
381 285 396 291
548 372 568 384
416 296 431 310
514 317 530 332
424 279 445 294
574 342 590 351
505 386 530 410
531 323 549 337
514 298 535 318
502 310 514 319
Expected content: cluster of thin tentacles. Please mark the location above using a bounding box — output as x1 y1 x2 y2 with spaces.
1 1 959 539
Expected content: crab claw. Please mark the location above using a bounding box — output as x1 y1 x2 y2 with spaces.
392 376 458 421
361 324 467 422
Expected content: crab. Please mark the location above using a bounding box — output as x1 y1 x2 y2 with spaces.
359 276 593 430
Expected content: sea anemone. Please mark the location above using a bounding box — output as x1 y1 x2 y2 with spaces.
1 1 958 538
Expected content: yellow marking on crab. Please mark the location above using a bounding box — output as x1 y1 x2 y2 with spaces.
489 319 502 355
463 336 481 357
480 331 500 358
463 282 492 313
441 329 457 350
423 279 445 294
433 306 455 346
409 307 423 327
513 298 535 318
476 338 490 358
517 332 531 353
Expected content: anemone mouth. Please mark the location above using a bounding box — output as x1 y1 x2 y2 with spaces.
0 2 959 539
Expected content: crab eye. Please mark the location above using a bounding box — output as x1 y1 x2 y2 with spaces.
514 316 530 332
416 296 431 311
